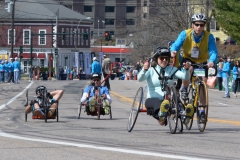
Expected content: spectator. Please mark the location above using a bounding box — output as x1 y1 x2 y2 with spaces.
13 57 20 84
66 66 70 80
132 66 138 80
4 60 9 82
29 65 34 81
217 61 223 91
232 60 240 97
102 55 111 90
0 61 4 83
91 57 101 74
222 55 231 98
8 58 14 83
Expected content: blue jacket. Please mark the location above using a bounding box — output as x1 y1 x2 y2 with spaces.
137 65 190 100
170 30 218 63
4 63 9 73
217 66 222 78
0 64 4 71
13 61 20 71
8 62 14 72
222 61 231 78
91 61 101 74
232 66 239 80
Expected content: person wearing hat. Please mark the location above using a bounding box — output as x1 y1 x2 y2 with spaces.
138 47 192 126
13 57 20 84
8 58 14 83
91 57 101 75
222 55 231 98
4 60 9 83
80 73 112 114
0 61 4 83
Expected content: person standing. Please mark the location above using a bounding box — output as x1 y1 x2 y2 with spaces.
217 61 223 91
102 55 111 90
29 65 34 81
91 57 101 74
0 61 4 83
232 60 240 97
222 55 231 98
4 60 9 83
13 57 20 84
8 58 14 83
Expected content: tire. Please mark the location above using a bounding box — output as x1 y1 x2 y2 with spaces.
56 104 59 122
177 117 183 132
196 82 208 132
109 106 112 119
185 86 194 130
42 89 48 123
97 105 101 120
78 89 83 119
127 87 143 132
168 85 178 134
25 89 28 122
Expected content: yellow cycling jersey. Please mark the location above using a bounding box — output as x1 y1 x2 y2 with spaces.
182 29 210 63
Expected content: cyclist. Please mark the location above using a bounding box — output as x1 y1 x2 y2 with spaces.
138 47 192 125
170 13 218 121
80 73 112 114
25 86 64 118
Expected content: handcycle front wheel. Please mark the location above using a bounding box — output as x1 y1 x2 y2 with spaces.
167 85 179 134
185 86 194 130
196 82 208 132
78 89 84 119
25 89 28 122
127 87 143 132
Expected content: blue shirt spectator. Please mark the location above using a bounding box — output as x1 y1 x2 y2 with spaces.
91 57 101 74
222 59 231 78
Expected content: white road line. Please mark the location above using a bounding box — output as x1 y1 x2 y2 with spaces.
0 82 33 111
0 82 211 160
218 103 227 106
0 130 210 160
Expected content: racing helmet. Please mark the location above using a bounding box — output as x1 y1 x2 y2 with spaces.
35 86 47 95
191 13 207 23
168 40 175 48
91 73 101 80
152 47 171 60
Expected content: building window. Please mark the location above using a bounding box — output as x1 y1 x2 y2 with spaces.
210 19 219 31
105 6 115 12
126 19 135 25
23 29 30 45
39 30 46 45
78 29 80 46
84 6 93 12
70 28 73 45
143 13 147 19
8 29 15 45
81 29 84 46
144 1 147 6
126 6 135 13
66 28 69 45
105 19 115 25
86 29 88 46
40 59 44 67
62 28 64 45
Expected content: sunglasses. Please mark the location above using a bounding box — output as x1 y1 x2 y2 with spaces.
194 23 205 27
93 79 100 82
159 57 169 61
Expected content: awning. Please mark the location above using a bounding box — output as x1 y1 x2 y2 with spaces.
12 53 19 58
21 53 37 59
38 53 46 59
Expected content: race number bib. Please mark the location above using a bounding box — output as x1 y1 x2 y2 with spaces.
193 68 205 77
191 46 199 58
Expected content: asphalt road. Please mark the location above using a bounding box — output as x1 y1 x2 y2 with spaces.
0 79 240 160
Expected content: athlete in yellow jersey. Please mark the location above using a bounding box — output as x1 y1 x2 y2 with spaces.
170 13 218 121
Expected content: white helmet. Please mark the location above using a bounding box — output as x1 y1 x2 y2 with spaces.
192 13 207 23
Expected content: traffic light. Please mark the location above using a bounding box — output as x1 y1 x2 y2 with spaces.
62 32 66 40
19 46 23 53
83 32 88 40
54 48 58 55
105 31 109 41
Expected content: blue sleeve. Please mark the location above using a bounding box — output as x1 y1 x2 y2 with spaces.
83 86 91 93
170 30 186 52
232 66 238 75
208 34 218 63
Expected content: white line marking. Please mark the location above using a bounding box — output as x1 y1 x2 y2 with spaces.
0 130 210 160
0 82 211 160
218 103 227 106
0 82 33 111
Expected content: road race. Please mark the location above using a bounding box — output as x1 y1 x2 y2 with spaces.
0 79 239 160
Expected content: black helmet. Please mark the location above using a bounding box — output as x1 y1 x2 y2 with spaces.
91 73 101 79
152 47 171 59
35 86 47 95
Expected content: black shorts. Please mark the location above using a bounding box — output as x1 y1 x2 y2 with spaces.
145 98 163 120
180 58 208 78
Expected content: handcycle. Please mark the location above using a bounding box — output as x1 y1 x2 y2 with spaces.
25 88 59 123
181 63 213 132
127 70 181 134
77 74 113 120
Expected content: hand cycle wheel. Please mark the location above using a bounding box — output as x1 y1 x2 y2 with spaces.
25 89 28 122
78 89 83 119
56 101 59 122
42 89 48 123
109 105 112 119
127 87 143 132
167 85 179 134
185 85 194 130
96 89 101 120
196 82 208 132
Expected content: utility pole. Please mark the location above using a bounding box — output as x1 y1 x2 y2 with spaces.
10 0 16 59
54 9 59 78
206 0 210 32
